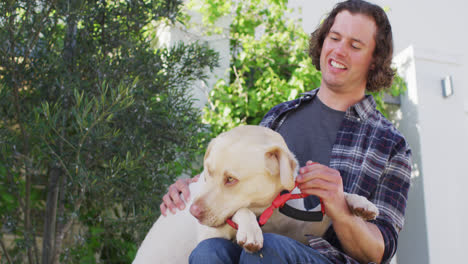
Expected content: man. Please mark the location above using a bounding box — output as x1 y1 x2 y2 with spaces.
160 0 411 263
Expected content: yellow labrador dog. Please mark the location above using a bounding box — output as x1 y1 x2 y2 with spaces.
133 125 378 263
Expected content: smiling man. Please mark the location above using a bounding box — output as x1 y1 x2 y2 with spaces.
318 10 377 111
162 1 412 263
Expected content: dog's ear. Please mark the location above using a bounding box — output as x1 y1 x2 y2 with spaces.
265 146 298 191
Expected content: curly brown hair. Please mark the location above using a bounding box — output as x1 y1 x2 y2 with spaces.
309 0 395 92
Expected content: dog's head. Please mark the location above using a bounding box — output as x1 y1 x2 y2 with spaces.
190 125 298 227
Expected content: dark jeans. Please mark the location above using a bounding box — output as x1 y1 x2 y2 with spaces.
189 233 334 264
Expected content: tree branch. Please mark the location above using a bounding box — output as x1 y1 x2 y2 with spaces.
41 167 61 264
51 194 84 264
7 4 34 262
0 235 13 264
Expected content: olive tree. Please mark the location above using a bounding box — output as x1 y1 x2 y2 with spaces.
0 0 218 263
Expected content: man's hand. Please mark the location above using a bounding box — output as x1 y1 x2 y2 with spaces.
160 175 200 216
296 161 384 263
295 160 349 220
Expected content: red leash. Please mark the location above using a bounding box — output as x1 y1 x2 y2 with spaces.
226 182 325 230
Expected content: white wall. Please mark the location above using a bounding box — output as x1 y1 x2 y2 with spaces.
393 46 468 263
154 4 230 109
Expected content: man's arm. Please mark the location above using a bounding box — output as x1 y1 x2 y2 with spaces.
332 211 384 262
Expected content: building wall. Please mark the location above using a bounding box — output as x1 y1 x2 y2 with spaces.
154 5 230 109
391 47 430 264
393 46 468 263
402 47 467 264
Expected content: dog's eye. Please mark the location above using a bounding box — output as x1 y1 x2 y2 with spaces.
225 176 238 185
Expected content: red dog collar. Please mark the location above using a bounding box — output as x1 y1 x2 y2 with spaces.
226 183 325 230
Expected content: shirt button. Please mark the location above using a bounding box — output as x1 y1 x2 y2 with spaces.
357 118 361 122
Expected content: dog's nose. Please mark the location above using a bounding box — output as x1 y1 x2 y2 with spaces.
189 203 203 220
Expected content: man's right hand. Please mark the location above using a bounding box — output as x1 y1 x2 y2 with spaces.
160 175 200 216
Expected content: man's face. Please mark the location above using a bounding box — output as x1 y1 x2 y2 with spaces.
319 10 377 94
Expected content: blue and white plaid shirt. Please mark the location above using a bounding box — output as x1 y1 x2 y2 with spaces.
260 88 412 264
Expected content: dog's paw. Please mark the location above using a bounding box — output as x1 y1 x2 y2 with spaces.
345 193 379 221
236 223 263 253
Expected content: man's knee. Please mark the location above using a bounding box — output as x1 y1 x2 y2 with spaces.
189 238 241 264
242 233 330 264
262 233 293 251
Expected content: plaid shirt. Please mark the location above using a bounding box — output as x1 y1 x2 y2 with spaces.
260 89 412 264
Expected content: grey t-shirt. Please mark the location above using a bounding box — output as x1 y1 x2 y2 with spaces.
277 95 345 209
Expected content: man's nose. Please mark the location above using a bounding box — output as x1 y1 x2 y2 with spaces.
334 41 348 58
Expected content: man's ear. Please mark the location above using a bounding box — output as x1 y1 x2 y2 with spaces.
265 146 298 191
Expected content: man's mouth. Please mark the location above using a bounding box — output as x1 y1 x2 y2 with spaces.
330 59 347 70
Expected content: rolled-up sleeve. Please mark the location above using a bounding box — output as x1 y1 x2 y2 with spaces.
371 139 412 263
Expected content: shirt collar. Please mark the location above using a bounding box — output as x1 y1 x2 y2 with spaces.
300 88 376 120
299 88 319 100
349 94 376 121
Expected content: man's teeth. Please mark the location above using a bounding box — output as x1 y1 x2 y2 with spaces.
331 60 346 69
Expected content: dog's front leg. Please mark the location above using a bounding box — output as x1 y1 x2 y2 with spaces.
232 208 263 252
